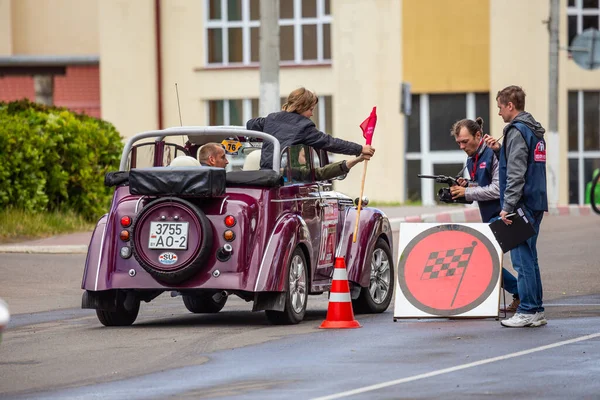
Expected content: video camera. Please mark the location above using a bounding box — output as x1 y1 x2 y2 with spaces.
418 174 472 204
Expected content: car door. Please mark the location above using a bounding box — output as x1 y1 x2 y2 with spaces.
315 149 355 249
284 145 324 284
308 148 340 282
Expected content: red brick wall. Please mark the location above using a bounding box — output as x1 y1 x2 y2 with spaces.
0 65 101 118
0 76 35 101
55 65 101 118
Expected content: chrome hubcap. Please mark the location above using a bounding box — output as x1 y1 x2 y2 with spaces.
369 248 390 304
289 254 307 314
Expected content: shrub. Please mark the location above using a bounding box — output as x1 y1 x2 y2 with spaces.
0 99 123 220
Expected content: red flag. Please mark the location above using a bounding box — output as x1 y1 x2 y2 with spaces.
359 106 377 145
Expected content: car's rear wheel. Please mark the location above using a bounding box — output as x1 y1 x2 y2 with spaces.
265 247 308 325
353 238 394 314
182 291 227 313
96 295 140 326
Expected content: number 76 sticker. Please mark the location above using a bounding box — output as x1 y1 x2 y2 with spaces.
221 140 243 154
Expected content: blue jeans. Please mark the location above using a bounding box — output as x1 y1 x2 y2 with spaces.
502 268 518 297
510 208 544 314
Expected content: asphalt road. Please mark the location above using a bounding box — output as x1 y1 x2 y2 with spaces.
0 214 599 399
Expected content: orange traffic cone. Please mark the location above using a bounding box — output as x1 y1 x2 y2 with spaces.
319 257 361 329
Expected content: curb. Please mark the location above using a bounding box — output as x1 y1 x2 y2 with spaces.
388 205 593 232
0 205 593 254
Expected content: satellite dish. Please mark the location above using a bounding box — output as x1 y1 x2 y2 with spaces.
570 28 600 70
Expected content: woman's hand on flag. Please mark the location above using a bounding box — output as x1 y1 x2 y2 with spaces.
361 145 375 159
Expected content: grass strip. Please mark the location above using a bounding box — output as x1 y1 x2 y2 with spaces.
0 208 94 243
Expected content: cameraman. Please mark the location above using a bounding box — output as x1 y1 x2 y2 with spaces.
450 118 519 312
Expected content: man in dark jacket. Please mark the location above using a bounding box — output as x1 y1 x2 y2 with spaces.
484 85 548 328
450 117 520 313
246 87 375 169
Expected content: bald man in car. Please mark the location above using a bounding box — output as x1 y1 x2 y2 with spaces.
198 143 229 168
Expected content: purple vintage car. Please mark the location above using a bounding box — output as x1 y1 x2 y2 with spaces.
81 127 394 326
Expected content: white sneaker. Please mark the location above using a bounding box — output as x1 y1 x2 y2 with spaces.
530 312 547 327
501 312 547 328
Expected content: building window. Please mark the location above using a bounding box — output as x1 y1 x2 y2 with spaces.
205 0 332 66
429 94 471 151
405 93 490 205
208 95 333 133
567 90 600 204
567 0 600 47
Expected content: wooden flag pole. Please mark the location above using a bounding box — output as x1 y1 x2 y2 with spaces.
352 159 369 243
354 105 377 243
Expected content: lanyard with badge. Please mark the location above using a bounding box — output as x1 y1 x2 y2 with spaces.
470 139 485 180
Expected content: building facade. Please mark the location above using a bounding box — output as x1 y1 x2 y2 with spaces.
0 0 101 116
1 0 599 205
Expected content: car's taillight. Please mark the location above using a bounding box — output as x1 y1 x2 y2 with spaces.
223 230 235 241
224 215 236 227
120 216 132 227
120 230 130 241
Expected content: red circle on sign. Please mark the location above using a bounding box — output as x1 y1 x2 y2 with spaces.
397 225 500 316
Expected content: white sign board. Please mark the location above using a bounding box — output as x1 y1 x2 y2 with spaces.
394 223 503 319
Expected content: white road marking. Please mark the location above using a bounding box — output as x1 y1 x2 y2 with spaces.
312 332 600 400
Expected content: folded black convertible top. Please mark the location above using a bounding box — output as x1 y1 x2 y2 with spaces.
105 168 282 192
128 167 226 197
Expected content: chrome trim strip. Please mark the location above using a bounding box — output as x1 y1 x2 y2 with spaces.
254 220 281 292
254 216 309 292
94 224 107 291
134 196 145 214
271 197 318 203
335 207 352 257
219 196 229 214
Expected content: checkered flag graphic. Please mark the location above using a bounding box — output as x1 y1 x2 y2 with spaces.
420 241 478 307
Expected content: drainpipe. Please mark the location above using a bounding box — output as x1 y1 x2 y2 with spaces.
155 0 164 129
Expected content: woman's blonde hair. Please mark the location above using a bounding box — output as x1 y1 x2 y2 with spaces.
282 87 318 114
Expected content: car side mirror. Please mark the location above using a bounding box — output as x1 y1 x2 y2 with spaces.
333 173 347 181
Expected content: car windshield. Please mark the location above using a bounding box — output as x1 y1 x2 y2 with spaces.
222 139 263 172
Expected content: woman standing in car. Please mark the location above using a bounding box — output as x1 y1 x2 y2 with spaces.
246 87 375 169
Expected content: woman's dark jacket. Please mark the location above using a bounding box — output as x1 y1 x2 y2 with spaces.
246 111 362 170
